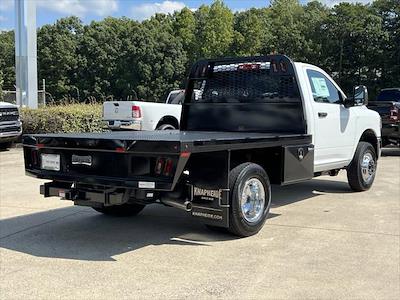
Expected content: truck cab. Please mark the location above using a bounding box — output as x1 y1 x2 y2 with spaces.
294 63 381 172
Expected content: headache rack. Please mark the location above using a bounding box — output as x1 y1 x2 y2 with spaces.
180 55 306 134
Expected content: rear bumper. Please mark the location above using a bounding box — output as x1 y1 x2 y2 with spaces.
40 182 132 207
106 120 142 131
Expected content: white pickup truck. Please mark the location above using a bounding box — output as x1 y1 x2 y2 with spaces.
0 101 22 149
24 55 382 237
103 90 184 131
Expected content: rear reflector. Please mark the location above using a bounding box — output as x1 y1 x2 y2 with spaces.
132 105 141 118
115 147 126 153
180 152 191 158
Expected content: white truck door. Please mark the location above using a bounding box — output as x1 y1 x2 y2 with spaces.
305 68 357 172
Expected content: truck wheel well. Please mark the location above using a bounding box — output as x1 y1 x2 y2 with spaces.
156 116 179 129
230 147 283 184
359 129 378 155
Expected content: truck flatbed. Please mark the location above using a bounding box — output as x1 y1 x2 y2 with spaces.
24 131 311 153
23 54 381 237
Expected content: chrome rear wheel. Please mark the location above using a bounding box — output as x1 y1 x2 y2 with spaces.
240 178 266 224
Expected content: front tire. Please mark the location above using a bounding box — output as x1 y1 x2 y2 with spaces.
347 142 377 192
93 203 145 217
228 163 271 237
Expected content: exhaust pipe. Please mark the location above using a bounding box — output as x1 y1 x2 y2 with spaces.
161 199 192 212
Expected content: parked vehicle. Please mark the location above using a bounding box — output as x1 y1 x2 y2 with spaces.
103 90 183 131
368 88 399 147
23 55 381 237
165 89 184 104
0 101 22 149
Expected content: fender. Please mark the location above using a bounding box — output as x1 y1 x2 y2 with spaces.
351 108 381 160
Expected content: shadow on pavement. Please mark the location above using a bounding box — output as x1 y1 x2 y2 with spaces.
0 178 351 261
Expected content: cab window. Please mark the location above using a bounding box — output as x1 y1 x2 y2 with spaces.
306 69 342 104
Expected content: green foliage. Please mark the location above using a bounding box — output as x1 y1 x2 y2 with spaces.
0 0 399 101
196 0 234 58
135 15 187 102
232 8 272 56
173 7 197 66
37 17 83 99
0 30 15 91
321 3 387 95
20 104 104 134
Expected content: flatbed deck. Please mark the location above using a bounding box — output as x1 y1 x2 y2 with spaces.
24 131 311 153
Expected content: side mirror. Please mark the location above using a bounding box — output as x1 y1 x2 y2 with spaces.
344 97 355 108
353 85 368 106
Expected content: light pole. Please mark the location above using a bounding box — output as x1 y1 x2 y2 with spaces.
15 0 38 109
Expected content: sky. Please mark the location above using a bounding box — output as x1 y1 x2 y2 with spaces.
0 0 371 31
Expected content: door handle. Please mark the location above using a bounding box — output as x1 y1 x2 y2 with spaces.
318 112 328 118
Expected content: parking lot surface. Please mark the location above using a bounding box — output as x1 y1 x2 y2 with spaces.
0 147 399 299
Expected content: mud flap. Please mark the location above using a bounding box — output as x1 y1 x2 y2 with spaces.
186 151 230 228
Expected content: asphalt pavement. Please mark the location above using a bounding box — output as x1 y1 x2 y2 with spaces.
0 147 399 299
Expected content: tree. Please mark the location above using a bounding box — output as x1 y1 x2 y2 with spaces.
0 30 15 92
268 0 305 59
321 3 386 96
232 8 272 56
300 1 329 65
195 0 234 58
0 0 397 102
134 15 187 102
173 7 197 66
37 17 83 100
78 17 137 100
372 0 400 89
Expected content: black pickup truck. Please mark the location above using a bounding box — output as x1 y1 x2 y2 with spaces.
368 88 400 146
23 55 379 237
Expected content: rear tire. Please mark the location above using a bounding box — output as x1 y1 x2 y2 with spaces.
228 163 271 237
347 142 377 192
93 203 145 217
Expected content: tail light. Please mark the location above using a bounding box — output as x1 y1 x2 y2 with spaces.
31 150 38 166
155 158 164 175
390 105 399 122
132 105 141 118
163 159 173 176
154 157 175 177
